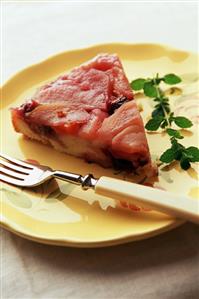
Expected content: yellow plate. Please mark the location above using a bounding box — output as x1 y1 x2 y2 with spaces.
1 43 198 247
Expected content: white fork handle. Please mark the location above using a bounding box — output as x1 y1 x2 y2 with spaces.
95 177 199 224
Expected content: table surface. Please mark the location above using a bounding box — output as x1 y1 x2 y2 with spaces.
1 2 199 299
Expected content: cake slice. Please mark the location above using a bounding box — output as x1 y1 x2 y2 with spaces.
11 54 155 177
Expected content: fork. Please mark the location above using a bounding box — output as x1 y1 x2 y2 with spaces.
0 152 198 224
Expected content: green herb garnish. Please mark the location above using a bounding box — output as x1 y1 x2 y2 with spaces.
131 73 199 170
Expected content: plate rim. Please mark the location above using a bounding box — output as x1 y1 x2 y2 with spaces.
1 42 194 247
1 42 197 89
0 217 185 248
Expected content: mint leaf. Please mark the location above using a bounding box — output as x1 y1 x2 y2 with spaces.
185 147 199 162
143 81 158 98
180 157 191 170
171 141 184 161
160 148 175 163
145 116 164 131
166 128 184 139
152 106 165 118
130 78 146 91
163 74 182 85
174 116 193 128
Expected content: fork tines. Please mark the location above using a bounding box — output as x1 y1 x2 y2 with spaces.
0 153 33 185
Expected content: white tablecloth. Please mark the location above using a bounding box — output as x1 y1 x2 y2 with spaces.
1 2 199 298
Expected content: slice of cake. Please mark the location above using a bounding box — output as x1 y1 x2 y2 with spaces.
11 54 155 177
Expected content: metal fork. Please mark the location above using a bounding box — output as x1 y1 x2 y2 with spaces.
0 152 199 224
0 152 97 189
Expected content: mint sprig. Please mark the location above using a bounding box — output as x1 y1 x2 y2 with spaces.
131 73 198 170
160 138 199 170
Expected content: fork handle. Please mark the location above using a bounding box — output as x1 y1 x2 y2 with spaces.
53 170 83 185
53 171 97 189
95 177 199 224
